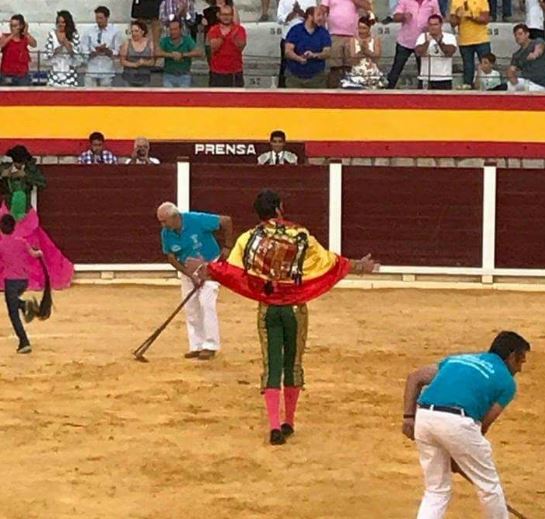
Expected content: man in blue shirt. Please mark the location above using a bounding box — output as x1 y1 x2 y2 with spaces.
157 202 233 360
401 331 530 518
285 7 332 88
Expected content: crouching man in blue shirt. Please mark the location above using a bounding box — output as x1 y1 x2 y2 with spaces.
402 331 530 519
157 202 233 360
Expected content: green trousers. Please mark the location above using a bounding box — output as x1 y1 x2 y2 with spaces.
257 303 308 390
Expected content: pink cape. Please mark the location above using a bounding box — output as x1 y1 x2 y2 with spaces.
0 203 74 291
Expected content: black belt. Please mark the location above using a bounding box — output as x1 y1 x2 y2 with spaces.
419 403 466 416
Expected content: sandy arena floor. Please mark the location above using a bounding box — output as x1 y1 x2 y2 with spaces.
0 285 544 519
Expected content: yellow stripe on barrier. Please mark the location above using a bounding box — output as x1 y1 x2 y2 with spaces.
1 106 544 143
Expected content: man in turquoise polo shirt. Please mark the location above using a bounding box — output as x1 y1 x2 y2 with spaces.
159 19 202 88
402 331 531 518
157 201 233 360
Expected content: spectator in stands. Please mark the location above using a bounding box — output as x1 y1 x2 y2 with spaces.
78 132 118 164
260 0 272 21
131 0 162 50
489 0 512 21
159 0 197 33
450 0 490 89
0 15 37 87
520 0 544 39
45 10 82 87
120 20 155 87
159 19 201 87
507 23 545 91
277 0 316 88
285 6 332 88
257 131 299 164
126 137 161 164
341 13 387 89
415 14 457 89
202 0 240 63
387 0 441 89
207 5 246 87
320 0 372 88
474 52 502 89
82 6 121 87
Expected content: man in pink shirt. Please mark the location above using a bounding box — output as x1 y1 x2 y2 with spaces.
320 0 371 88
0 214 42 354
387 0 441 88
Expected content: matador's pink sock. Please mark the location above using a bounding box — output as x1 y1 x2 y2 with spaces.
283 386 301 427
264 388 281 430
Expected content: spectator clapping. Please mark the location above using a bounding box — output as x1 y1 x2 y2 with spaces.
45 10 82 87
0 14 37 87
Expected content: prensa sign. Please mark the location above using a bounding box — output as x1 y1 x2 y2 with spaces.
151 141 306 164
194 143 257 156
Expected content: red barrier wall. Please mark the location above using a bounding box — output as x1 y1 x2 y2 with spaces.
496 169 545 269
342 167 484 266
37 165 177 263
10 163 492 269
190 164 329 246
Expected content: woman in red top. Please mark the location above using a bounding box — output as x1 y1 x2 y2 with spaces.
0 14 37 86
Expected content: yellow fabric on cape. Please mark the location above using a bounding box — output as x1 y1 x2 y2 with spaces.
228 223 340 282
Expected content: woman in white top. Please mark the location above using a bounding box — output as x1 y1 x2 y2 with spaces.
341 14 386 90
45 10 82 87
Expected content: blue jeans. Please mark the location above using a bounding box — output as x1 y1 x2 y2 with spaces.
4 279 30 347
438 0 449 16
488 0 511 19
163 73 191 88
459 42 491 86
0 74 31 86
387 44 421 89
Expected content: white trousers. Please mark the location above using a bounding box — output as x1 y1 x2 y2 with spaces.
180 275 221 352
415 408 508 519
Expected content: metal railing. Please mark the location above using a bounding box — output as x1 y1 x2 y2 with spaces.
0 50 515 90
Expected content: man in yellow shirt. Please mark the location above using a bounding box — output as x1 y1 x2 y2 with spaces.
450 0 491 87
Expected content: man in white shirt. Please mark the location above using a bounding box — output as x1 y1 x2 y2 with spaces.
257 131 299 165
521 0 544 39
125 137 161 164
415 14 457 89
277 0 317 87
83 6 122 87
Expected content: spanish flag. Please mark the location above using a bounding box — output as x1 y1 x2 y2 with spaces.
208 219 351 305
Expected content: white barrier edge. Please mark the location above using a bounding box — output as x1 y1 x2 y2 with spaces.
482 165 497 277
177 160 190 211
328 162 342 254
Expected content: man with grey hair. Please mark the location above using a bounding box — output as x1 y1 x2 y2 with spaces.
126 137 161 164
157 201 234 360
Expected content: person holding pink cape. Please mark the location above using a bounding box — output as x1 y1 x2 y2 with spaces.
0 145 73 293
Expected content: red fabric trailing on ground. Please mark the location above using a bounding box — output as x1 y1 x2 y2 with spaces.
208 256 351 305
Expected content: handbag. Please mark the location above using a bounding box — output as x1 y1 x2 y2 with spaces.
131 0 162 19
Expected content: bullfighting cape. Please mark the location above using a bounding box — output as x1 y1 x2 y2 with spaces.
207 219 351 305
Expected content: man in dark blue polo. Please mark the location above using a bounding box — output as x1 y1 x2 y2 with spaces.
284 6 332 88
